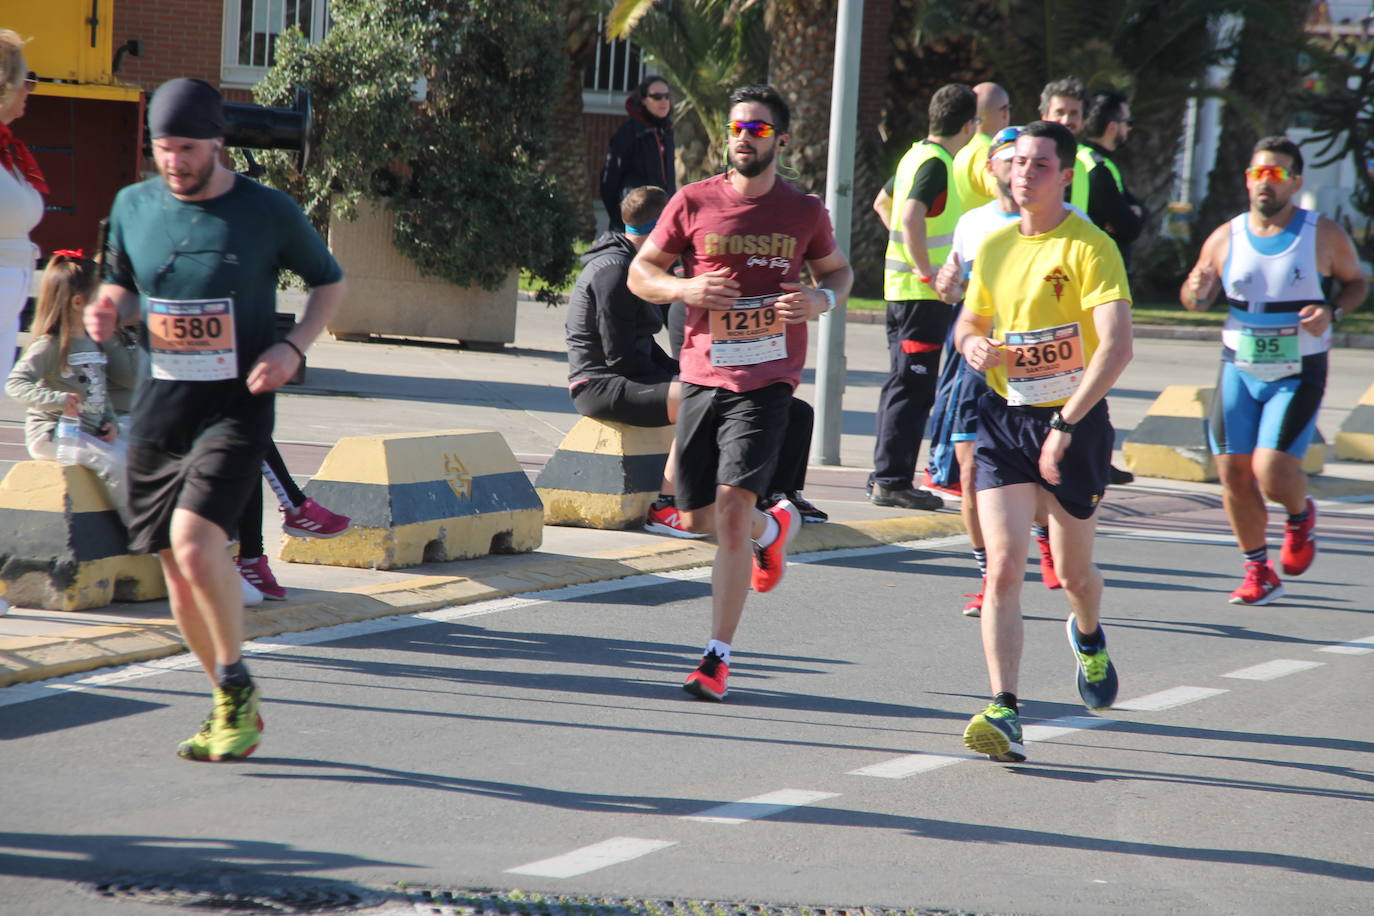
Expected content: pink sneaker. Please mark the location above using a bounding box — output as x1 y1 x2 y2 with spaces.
237 555 287 600
283 497 351 538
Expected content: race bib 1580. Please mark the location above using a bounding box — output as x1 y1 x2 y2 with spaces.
147 297 237 382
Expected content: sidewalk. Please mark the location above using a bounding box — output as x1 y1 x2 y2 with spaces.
2 297 1372 688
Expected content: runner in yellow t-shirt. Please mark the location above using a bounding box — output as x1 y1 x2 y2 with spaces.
952 120 1134 763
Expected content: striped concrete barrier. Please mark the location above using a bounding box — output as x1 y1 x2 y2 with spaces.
282 430 543 569
1334 382 1374 462
0 461 165 610
1122 385 1325 481
536 417 672 529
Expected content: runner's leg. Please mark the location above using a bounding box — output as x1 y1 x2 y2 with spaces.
976 482 1037 694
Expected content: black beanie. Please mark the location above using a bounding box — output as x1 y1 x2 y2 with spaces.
148 78 226 140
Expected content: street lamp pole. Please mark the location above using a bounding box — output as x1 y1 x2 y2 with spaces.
814 0 863 465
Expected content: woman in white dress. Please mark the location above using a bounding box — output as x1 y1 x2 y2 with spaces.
0 30 45 384
0 30 46 614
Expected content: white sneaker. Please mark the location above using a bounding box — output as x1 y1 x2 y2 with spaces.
240 575 264 607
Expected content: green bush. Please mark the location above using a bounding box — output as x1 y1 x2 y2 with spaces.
254 0 578 303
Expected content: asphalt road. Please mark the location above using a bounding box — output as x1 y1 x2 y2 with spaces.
4 496 1372 915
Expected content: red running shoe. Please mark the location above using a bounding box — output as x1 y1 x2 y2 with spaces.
683 650 729 701
1229 561 1285 606
237 555 287 600
644 497 707 539
1280 498 1317 576
751 499 800 593
919 468 963 501
1037 536 1062 590
962 579 985 617
283 497 351 538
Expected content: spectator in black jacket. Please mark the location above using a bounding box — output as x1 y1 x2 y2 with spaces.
1081 90 1148 263
600 75 676 232
566 188 825 536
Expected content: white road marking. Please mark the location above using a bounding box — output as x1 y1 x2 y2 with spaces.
1317 635 1374 656
848 715 1112 778
1221 659 1324 680
1097 529 1240 546
1022 715 1113 742
1114 686 1228 711
681 789 840 825
505 837 676 878
847 753 970 778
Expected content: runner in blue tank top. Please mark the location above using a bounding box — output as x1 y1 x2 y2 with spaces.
1181 136 1366 607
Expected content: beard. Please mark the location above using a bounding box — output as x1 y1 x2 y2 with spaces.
1254 193 1287 218
731 144 776 178
162 157 217 198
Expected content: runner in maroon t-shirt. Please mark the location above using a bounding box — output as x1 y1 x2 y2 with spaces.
629 84 853 701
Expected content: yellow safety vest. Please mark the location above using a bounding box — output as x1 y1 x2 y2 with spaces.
884 141 959 302
1070 143 1124 210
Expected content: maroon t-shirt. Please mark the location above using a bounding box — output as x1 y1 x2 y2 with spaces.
650 173 837 392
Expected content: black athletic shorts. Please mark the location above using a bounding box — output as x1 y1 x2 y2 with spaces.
675 381 792 511
125 396 273 554
973 391 1112 520
570 375 672 428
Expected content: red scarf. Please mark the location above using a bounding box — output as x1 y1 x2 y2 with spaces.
0 123 48 195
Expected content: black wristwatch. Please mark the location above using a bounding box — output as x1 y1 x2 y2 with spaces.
1049 411 1077 434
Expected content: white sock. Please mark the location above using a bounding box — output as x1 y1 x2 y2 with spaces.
756 511 781 548
705 639 731 664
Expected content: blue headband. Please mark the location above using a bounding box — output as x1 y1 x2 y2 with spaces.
626 219 658 236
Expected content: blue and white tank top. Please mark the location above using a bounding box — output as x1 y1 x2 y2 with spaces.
1221 208 1330 363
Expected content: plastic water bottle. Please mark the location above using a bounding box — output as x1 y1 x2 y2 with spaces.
56 416 80 467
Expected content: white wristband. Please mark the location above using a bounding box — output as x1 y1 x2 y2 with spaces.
819 287 836 313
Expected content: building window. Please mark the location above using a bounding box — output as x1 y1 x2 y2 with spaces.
222 0 330 88
583 14 648 114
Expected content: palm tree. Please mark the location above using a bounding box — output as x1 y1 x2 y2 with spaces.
552 0 604 241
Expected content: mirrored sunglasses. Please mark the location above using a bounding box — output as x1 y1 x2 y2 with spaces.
727 120 775 139
1246 165 1295 182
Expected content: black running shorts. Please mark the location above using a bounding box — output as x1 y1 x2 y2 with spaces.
675 381 792 511
125 401 273 554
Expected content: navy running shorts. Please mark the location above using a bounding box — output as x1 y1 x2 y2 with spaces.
973 391 1112 520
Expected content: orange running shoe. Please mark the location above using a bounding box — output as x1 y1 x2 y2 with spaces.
751 499 800 593
1280 498 1317 576
962 579 985 617
683 650 729 701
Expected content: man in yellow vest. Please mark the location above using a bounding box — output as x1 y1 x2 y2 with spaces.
950 82 1011 212
1080 89 1147 263
869 83 978 510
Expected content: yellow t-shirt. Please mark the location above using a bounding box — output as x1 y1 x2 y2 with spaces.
951 131 995 211
965 210 1131 406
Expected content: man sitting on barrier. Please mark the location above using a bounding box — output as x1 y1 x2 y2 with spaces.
565 185 823 538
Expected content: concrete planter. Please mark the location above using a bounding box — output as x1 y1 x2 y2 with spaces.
327 200 517 347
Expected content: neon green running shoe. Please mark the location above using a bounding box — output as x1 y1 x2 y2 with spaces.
1066 616 1119 711
177 685 263 762
963 703 1026 762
